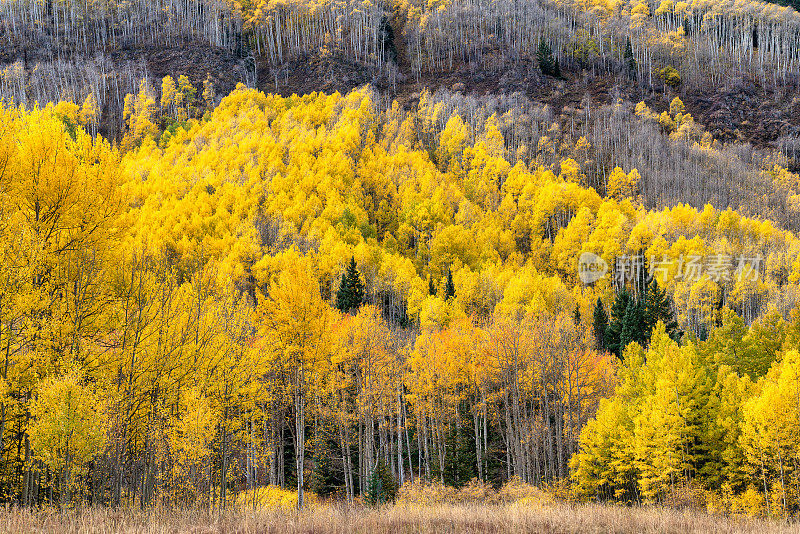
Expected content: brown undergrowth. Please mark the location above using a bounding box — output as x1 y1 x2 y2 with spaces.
1 501 797 534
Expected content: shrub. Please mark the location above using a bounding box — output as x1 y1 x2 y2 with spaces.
396 477 552 507
396 480 459 506
662 481 708 510
495 477 552 506
658 66 682 88
234 486 318 510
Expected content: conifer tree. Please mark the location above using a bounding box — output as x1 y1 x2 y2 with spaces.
336 256 365 313
336 271 349 305
624 37 636 75
308 439 338 497
445 270 456 300
428 275 437 296
643 280 681 343
378 15 397 64
537 40 557 77
592 298 608 351
365 458 398 506
606 289 631 358
619 300 644 355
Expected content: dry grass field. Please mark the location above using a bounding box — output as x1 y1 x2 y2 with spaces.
1 503 798 534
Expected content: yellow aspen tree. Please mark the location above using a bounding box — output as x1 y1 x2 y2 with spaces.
255 253 330 509
29 371 107 507
79 93 99 136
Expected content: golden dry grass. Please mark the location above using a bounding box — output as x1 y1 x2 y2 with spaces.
1 503 798 534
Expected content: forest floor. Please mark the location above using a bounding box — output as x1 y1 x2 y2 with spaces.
1 502 798 534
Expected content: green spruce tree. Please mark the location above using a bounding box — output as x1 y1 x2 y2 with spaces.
537 40 557 76
445 270 455 300
643 279 681 343
365 458 398 506
605 289 631 358
428 275 437 296
308 438 338 497
624 37 636 75
619 299 644 356
592 298 608 351
336 256 365 313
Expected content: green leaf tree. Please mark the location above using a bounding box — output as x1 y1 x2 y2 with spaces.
619 299 644 355
537 40 558 77
428 275 437 296
643 279 681 343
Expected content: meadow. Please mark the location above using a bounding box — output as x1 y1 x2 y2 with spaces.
2 502 798 534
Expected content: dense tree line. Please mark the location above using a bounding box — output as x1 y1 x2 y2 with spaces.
409 89 800 233
574 316 800 516
2 85 800 517
243 0 394 74
400 0 800 88
769 0 800 12
0 0 242 53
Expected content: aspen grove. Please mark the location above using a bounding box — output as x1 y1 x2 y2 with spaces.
0 83 798 518
4 0 800 523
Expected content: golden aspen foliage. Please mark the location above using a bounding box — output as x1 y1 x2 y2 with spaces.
169 386 219 502
29 371 107 498
740 351 800 517
161 75 177 112
606 167 641 203
3 82 800 513
123 80 158 149
79 93 99 134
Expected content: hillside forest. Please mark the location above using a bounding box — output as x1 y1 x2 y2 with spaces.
3 0 800 522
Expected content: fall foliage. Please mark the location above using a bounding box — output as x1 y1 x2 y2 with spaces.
1 75 800 521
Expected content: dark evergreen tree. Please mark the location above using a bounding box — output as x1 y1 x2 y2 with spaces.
365 458 398 506
335 256 365 313
398 305 411 329
428 275 437 296
442 411 477 487
307 439 339 497
537 40 557 76
336 271 348 306
378 15 397 63
619 299 645 356
643 279 682 343
605 289 631 358
624 36 636 74
592 298 608 351
574 305 581 326
445 270 455 300
697 323 709 342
